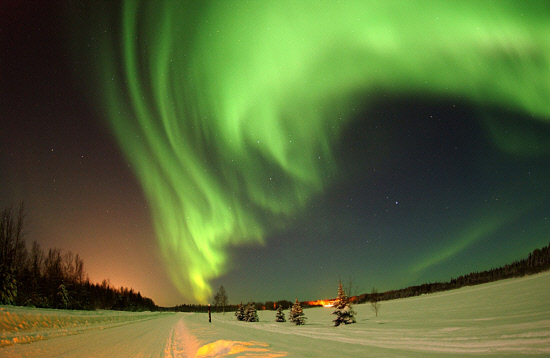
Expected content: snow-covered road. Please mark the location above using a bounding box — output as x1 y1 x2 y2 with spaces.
1 271 549 357
0 308 287 358
1 312 189 357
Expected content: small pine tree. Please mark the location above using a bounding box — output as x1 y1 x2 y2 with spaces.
57 282 70 309
289 299 307 325
244 301 259 322
275 305 286 322
0 265 18 305
332 281 356 326
235 302 245 321
370 287 381 317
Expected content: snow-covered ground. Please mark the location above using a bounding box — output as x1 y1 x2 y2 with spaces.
1 271 549 357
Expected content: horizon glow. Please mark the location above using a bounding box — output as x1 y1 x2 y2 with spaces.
94 1 550 302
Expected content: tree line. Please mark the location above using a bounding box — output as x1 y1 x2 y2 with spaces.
356 242 550 304
0 204 156 311
172 299 297 313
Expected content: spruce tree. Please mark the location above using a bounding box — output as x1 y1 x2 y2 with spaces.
57 282 70 309
289 299 307 325
244 301 259 322
0 265 17 305
235 302 245 321
275 305 286 322
332 281 356 326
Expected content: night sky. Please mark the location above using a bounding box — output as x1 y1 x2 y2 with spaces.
2 1 549 307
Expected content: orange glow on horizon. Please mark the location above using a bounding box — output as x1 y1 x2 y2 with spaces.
306 299 336 307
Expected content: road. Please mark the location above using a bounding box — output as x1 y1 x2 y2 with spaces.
1 313 203 358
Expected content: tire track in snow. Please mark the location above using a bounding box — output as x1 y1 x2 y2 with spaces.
163 314 201 358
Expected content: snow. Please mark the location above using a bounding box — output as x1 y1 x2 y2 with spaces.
1 271 549 357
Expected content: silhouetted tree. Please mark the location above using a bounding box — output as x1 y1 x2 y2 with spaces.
212 285 228 313
345 276 360 303
0 265 17 304
370 287 381 317
0 204 27 304
57 281 70 309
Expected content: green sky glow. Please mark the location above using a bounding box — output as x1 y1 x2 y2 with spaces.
95 1 550 302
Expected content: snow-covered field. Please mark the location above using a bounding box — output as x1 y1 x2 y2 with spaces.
1 271 549 357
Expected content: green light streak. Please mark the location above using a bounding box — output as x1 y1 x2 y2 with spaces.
411 216 506 275
410 194 546 276
94 1 550 302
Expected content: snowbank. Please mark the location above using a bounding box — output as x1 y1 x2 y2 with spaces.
0 306 165 347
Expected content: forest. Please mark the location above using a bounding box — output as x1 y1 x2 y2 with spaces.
354 242 550 304
0 204 156 311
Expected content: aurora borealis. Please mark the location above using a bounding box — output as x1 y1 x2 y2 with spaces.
2 1 550 306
